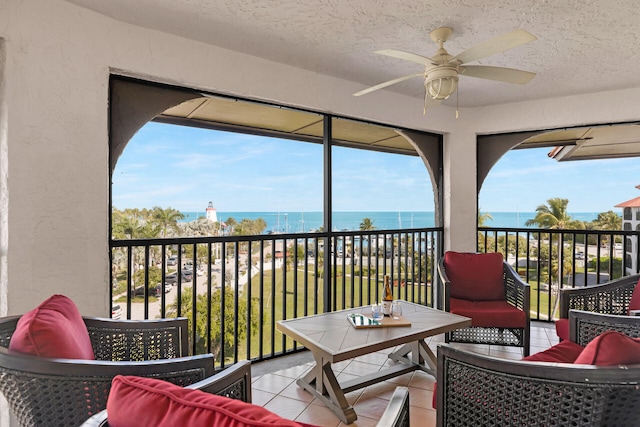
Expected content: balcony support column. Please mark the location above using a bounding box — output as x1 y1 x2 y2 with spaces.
442 130 477 253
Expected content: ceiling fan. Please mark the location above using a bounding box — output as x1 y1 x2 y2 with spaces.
353 27 537 114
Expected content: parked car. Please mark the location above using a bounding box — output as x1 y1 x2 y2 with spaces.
154 282 173 296
132 286 147 297
111 304 122 319
165 270 193 284
167 256 178 266
576 251 585 260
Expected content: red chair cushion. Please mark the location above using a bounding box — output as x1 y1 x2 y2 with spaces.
574 331 640 366
555 318 569 341
107 375 316 427
522 339 585 363
8 294 95 360
444 251 505 301
627 278 640 315
450 298 526 328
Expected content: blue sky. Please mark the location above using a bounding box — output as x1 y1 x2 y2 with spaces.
112 122 639 214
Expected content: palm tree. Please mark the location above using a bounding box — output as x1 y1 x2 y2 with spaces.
591 210 622 230
359 218 376 231
525 198 584 230
526 198 584 290
478 209 493 227
151 206 184 237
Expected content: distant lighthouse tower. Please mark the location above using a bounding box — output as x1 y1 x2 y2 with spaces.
205 201 218 223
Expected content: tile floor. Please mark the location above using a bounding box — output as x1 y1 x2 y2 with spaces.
250 322 559 427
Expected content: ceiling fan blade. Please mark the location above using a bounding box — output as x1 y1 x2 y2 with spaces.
451 29 536 65
459 65 536 84
353 73 423 96
375 49 437 66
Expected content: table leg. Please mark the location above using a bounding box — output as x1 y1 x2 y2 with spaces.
296 355 357 424
388 340 438 376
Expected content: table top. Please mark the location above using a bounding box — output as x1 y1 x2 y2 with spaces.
276 301 471 363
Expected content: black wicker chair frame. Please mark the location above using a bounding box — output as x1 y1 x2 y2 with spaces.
436 310 640 427
0 315 215 427
559 273 640 319
81 360 411 427
437 258 531 356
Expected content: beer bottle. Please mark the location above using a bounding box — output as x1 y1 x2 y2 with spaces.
382 275 393 315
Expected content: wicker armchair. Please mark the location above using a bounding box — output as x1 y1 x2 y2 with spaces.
437 251 531 356
436 310 640 427
81 360 411 427
0 315 215 427
555 274 640 340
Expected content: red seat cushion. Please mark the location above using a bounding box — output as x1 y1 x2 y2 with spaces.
8 294 95 360
444 252 505 301
574 331 640 366
107 375 317 427
627 279 640 315
522 339 584 363
450 298 526 328
555 318 569 341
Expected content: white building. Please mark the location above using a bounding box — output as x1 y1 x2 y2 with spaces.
205 201 218 223
616 185 640 275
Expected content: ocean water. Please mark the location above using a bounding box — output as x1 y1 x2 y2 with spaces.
180 211 602 233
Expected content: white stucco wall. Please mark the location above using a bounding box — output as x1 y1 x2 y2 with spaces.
1 0 640 320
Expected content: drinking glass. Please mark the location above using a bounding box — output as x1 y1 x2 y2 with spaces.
371 303 383 320
391 301 402 319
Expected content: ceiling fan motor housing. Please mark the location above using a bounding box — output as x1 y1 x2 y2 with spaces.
425 66 459 100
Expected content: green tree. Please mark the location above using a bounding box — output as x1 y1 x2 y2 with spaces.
224 217 237 235
151 206 184 237
133 266 162 291
359 218 376 230
525 198 585 230
525 198 584 288
590 210 622 230
478 209 493 227
169 287 259 361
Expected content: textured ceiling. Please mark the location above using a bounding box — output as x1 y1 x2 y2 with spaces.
66 0 640 108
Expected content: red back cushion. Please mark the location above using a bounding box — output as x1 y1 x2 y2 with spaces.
8 294 95 360
523 339 585 363
107 375 314 427
444 251 505 301
574 331 640 366
627 278 640 315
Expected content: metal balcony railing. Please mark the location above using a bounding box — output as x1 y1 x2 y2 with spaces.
110 228 442 369
111 226 640 368
478 227 640 321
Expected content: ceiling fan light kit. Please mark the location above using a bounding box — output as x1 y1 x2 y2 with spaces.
354 27 537 116
425 66 458 100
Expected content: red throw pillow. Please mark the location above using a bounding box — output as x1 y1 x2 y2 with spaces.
107 375 315 427
9 294 95 359
444 251 505 301
574 331 640 366
627 279 640 315
523 339 585 363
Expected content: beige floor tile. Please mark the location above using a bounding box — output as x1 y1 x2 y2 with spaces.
351 393 391 420
408 370 436 390
251 388 277 406
273 362 314 379
252 373 295 393
407 385 434 410
262 395 311 421
340 414 379 427
410 405 436 427
295 402 342 427
341 360 381 376
361 379 401 400
354 350 392 366
279 380 316 403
